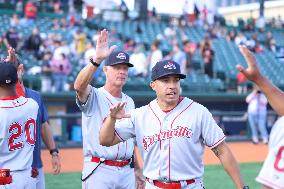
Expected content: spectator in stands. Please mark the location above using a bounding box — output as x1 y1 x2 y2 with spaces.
123 38 135 54
4 27 20 50
52 19 61 30
129 43 147 77
183 40 195 71
51 53 72 92
25 27 42 58
274 15 283 29
149 7 157 22
200 35 212 53
24 1 37 22
254 41 264 53
74 29 86 57
235 32 247 46
172 44 187 74
148 40 163 70
246 85 269 144
256 16 266 32
202 47 214 78
10 14 20 27
226 30 236 42
41 52 53 92
109 28 121 44
53 0 63 14
265 32 274 48
0 35 7 54
15 0 23 12
53 40 70 61
120 0 129 19
60 18 68 30
268 39 277 53
246 33 257 50
236 72 247 94
83 41 96 68
164 25 176 43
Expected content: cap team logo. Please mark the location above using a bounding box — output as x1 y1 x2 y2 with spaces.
143 126 193 151
116 53 126 60
6 79 11 84
163 61 176 70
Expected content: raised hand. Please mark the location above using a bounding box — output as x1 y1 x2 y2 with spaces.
236 45 263 82
5 47 17 63
94 29 117 63
109 102 130 120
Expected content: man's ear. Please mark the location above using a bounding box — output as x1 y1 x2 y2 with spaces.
103 66 107 73
150 81 155 91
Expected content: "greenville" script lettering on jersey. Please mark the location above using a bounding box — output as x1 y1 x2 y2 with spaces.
143 126 193 151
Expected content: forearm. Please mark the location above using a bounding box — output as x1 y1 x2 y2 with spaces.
256 76 284 116
220 151 244 188
134 147 143 169
99 115 118 146
213 143 245 189
74 63 98 93
41 122 56 150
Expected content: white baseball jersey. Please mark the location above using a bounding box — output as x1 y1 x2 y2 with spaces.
76 86 135 161
115 97 225 181
256 116 284 188
0 96 39 171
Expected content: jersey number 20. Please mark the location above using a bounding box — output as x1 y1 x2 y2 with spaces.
8 119 36 151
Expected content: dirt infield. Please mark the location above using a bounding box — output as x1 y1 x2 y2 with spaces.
42 142 268 173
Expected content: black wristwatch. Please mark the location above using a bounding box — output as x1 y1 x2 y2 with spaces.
243 186 249 189
49 148 59 155
90 58 100 67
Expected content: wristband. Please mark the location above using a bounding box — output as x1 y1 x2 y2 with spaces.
90 58 100 67
50 148 59 155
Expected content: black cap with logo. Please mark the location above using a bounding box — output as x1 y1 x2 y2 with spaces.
0 62 18 86
105 51 133 67
151 60 186 81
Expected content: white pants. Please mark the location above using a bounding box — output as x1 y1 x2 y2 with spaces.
0 168 36 189
145 178 204 189
34 168 45 189
82 162 135 189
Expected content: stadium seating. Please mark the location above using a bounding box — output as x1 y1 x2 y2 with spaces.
0 11 283 93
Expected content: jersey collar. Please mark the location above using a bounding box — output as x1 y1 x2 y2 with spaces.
0 95 19 100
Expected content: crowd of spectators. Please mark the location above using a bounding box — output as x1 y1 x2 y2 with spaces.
0 1 283 93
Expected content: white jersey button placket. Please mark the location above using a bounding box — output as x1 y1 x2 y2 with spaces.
159 118 170 179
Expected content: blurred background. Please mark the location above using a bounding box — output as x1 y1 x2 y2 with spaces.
0 0 283 146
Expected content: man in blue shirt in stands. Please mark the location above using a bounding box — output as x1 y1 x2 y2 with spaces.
5 47 61 189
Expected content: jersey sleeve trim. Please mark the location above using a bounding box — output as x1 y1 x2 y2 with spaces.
208 135 226 148
76 91 91 106
256 176 284 189
115 129 125 142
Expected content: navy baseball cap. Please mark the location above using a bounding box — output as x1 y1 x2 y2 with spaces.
151 60 186 81
0 62 18 85
105 51 133 67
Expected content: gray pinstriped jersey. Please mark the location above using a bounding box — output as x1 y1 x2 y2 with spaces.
76 87 135 161
115 97 225 181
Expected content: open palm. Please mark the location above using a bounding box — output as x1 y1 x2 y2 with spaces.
95 29 116 63
236 46 262 82
109 102 130 119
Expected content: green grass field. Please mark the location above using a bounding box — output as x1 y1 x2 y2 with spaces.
45 162 263 189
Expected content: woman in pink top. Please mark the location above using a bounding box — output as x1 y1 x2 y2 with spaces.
51 53 72 92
